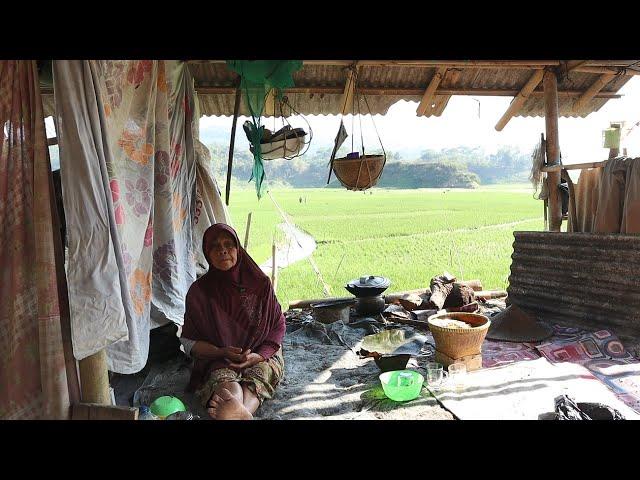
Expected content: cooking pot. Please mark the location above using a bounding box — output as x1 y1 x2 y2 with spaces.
345 275 391 297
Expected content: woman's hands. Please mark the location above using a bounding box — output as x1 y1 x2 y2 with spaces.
190 342 265 369
225 349 265 370
219 346 248 363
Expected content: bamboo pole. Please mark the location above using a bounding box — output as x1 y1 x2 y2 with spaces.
542 160 608 172
416 67 448 116
340 65 358 116
243 212 252 250
271 242 278 293
429 69 462 117
495 70 545 131
573 73 616 113
78 349 111 405
225 84 241 206
544 69 563 232
573 66 640 76
194 85 622 98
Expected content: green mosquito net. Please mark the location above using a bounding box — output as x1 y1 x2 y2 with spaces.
226 60 303 198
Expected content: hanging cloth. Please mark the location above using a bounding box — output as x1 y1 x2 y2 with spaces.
226 60 302 198
53 60 198 374
0 60 79 419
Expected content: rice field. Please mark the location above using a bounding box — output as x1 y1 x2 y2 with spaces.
226 186 544 309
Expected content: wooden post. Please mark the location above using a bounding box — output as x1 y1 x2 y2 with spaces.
225 84 242 206
271 241 278 293
543 69 563 232
243 212 252 250
78 349 111 405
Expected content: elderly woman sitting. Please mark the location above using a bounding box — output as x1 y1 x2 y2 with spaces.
181 223 285 420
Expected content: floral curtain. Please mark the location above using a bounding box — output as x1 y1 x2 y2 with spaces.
0 60 79 419
54 60 198 374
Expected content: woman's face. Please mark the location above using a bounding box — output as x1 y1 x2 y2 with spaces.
207 231 238 271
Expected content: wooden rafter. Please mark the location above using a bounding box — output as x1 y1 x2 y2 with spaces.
573 73 616 113
416 67 447 116
494 70 546 131
428 69 462 117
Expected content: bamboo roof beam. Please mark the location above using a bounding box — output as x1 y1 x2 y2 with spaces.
340 62 360 116
193 85 622 98
494 70 546 131
424 68 462 117
573 66 640 75
417 67 448 116
573 73 616 113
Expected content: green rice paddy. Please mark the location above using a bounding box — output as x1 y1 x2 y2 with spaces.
226 186 544 309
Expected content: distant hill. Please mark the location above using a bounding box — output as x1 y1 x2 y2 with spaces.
49 121 532 188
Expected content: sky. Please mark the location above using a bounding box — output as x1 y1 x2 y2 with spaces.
199 76 640 164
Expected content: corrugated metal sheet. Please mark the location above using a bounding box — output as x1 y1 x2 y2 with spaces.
39 61 636 119
188 62 635 118
507 231 640 342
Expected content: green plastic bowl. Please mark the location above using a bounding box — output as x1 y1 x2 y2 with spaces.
379 370 424 401
150 396 186 419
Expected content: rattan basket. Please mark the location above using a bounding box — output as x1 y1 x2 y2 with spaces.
332 154 385 190
427 312 490 359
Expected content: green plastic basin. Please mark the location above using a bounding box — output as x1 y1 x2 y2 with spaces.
379 369 424 401
150 396 186 419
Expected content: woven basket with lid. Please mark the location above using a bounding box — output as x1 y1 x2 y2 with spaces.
427 312 491 358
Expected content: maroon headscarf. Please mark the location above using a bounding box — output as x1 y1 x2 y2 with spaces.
182 223 285 391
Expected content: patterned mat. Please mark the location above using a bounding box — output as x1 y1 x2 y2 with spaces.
479 324 640 413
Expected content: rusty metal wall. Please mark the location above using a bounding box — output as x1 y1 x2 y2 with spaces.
507 231 640 342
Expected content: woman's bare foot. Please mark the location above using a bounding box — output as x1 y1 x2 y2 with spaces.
208 388 253 420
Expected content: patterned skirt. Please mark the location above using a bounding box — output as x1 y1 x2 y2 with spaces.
195 348 285 407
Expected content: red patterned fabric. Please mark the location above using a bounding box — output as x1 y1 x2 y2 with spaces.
0 61 78 419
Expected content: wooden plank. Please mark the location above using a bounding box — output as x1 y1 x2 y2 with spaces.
495 69 545 131
573 73 616 113
71 404 91 420
72 403 139 420
544 70 563 232
417 67 448 116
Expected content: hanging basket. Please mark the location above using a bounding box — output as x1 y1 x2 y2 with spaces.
332 154 386 191
251 134 306 160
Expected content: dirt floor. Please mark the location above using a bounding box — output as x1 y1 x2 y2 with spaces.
113 312 455 420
